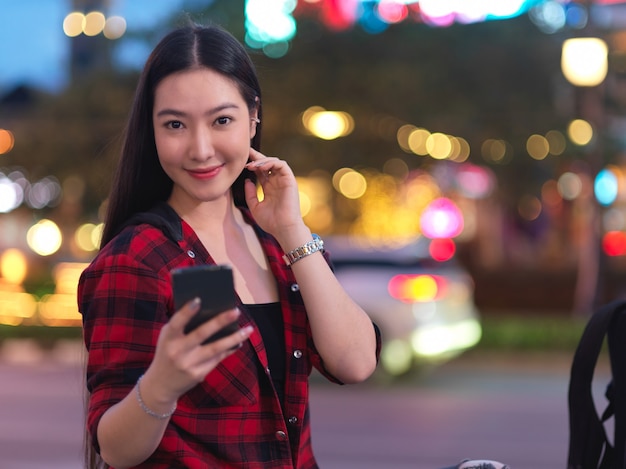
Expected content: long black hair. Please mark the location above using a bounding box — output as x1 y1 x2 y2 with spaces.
99 23 262 248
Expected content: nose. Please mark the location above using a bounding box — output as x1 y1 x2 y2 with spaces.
189 126 214 161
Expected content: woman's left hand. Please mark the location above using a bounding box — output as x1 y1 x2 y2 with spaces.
244 148 304 237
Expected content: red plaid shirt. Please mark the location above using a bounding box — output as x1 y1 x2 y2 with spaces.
78 203 381 469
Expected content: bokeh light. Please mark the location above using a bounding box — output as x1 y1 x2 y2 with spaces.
558 172 583 200
26 220 63 256
0 129 15 154
603 231 626 256
526 134 550 160
103 16 127 40
568 119 594 146
546 130 567 155
0 249 28 285
595 168 619 206
561 37 608 87
420 197 464 239
429 238 456 262
334 169 367 199
83 11 106 36
517 195 542 221
408 128 431 156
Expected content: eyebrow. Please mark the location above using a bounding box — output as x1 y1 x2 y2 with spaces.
155 102 241 118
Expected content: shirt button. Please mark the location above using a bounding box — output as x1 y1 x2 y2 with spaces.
288 416 298 425
265 367 271 375
187 250 195 258
293 350 302 359
275 430 288 441
290 283 299 292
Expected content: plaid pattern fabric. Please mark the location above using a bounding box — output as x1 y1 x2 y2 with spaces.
78 205 380 468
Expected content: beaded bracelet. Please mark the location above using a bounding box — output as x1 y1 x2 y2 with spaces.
135 374 177 420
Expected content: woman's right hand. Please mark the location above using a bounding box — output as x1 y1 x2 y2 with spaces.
145 298 254 404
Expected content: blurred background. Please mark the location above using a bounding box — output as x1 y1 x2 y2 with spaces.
2 0 626 356
1 0 624 467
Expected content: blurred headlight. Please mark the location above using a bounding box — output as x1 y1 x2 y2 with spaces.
411 319 482 357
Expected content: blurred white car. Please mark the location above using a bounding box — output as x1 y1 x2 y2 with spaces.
324 236 481 377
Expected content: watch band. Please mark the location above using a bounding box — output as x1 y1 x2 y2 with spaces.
282 234 324 266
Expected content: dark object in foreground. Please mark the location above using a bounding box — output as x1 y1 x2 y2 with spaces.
568 299 626 469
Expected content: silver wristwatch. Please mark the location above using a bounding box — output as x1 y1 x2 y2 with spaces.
282 234 324 266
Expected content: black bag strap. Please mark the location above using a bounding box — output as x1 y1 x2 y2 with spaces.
567 299 626 469
608 306 626 469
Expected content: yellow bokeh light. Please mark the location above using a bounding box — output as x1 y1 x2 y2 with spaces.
307 111 353 140
452 137 471 162
0 291 38 325
338 170 367 199
481 139 509 163
26 219 63 256
426 132 452 160
407 275 438 301
561 37 608 87
92 223 104 249
0 249 28 285
546 130 566 155
301 106 325 129
396 124 417 153
63 12 85 37
526 134 550 160
84 11 106 36
568 119 594 146
408 128 430 156
332 167 353 193
75 223 99 252
383 158 409 180
299 191 312 217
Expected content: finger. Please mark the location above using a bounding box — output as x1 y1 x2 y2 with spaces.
198 323 255 358
248 147 267 162
187 308 241 345
244 178 259 209
167 297 201 334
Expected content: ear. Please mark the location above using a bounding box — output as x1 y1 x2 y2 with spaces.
250 97 261 138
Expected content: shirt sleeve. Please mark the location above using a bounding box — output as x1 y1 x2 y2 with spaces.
78 238 173 451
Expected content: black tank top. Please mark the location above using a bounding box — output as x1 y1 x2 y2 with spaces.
243 302 286 404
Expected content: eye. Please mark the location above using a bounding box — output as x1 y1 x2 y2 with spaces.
215 116 232 126
166 120 183 129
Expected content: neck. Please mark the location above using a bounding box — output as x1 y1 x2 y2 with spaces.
167 193 241 237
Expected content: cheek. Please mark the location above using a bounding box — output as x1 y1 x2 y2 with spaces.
154 134 178 165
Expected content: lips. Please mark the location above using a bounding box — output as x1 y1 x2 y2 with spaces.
187 164 223 179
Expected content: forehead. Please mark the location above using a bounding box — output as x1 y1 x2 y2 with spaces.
153 68 245 108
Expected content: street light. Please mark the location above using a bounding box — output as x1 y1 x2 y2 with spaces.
561 37 608 87
560 34 609 314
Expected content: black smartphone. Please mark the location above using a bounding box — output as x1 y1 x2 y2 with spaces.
171 264 239 345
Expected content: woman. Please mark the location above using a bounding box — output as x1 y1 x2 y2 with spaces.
78 22 381 469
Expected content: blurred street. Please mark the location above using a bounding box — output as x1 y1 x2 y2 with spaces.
0 340 609 469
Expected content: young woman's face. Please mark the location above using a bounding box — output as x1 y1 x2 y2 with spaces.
153 67 258 207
